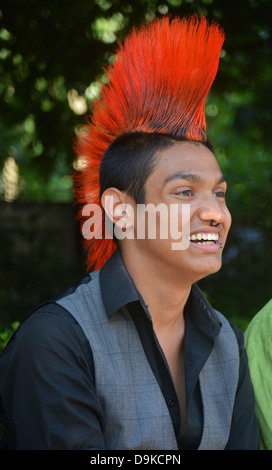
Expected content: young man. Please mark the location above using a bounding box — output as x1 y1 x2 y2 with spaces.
0 15 259 450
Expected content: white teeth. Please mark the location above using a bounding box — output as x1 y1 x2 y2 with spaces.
189 233 219 241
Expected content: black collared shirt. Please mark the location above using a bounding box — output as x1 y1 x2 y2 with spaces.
0 250 260 450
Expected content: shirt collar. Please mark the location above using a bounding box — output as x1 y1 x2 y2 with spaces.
186 284 222 339
99 248 142 319
99 248 222 340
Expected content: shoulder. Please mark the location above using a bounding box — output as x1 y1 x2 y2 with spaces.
215 314 254 388
55 270 100 304
1 271 103 372
55 270 103 318
214 309 245 348
8 271 101 357
1 301 93 373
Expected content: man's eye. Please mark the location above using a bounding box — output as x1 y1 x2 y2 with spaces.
214 190 225 198
182 189 192 196
174 189 192 197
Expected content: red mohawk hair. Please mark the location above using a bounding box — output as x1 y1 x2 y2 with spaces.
73 14 225 271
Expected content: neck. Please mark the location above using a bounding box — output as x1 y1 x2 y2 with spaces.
121 245 192 332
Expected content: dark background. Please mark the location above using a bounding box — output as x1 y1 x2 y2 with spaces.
0 0 271 329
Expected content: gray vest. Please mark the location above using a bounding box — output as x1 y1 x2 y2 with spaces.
57 270 239 450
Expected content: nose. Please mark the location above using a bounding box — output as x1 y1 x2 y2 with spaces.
197 194 228 226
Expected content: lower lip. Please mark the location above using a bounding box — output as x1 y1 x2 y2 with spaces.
189 240 221 252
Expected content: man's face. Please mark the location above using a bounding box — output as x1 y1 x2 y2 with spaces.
130 140 232 283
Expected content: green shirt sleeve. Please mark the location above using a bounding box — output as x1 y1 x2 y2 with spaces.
244 299 272 450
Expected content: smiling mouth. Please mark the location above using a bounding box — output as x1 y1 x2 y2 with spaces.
188 233 219 246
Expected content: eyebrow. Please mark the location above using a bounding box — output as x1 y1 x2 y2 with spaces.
164 172 227 185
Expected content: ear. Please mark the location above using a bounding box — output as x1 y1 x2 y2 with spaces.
101 187 135 230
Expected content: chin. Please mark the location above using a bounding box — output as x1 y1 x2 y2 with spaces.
199 262 222 280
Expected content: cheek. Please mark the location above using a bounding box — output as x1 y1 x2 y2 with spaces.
177 202 194 232
224 208 232 235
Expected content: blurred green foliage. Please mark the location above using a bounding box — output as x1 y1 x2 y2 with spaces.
0 0 271 328
0 321 19 353
0 322 19 439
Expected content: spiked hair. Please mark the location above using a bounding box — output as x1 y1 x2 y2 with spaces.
73 14 225 271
